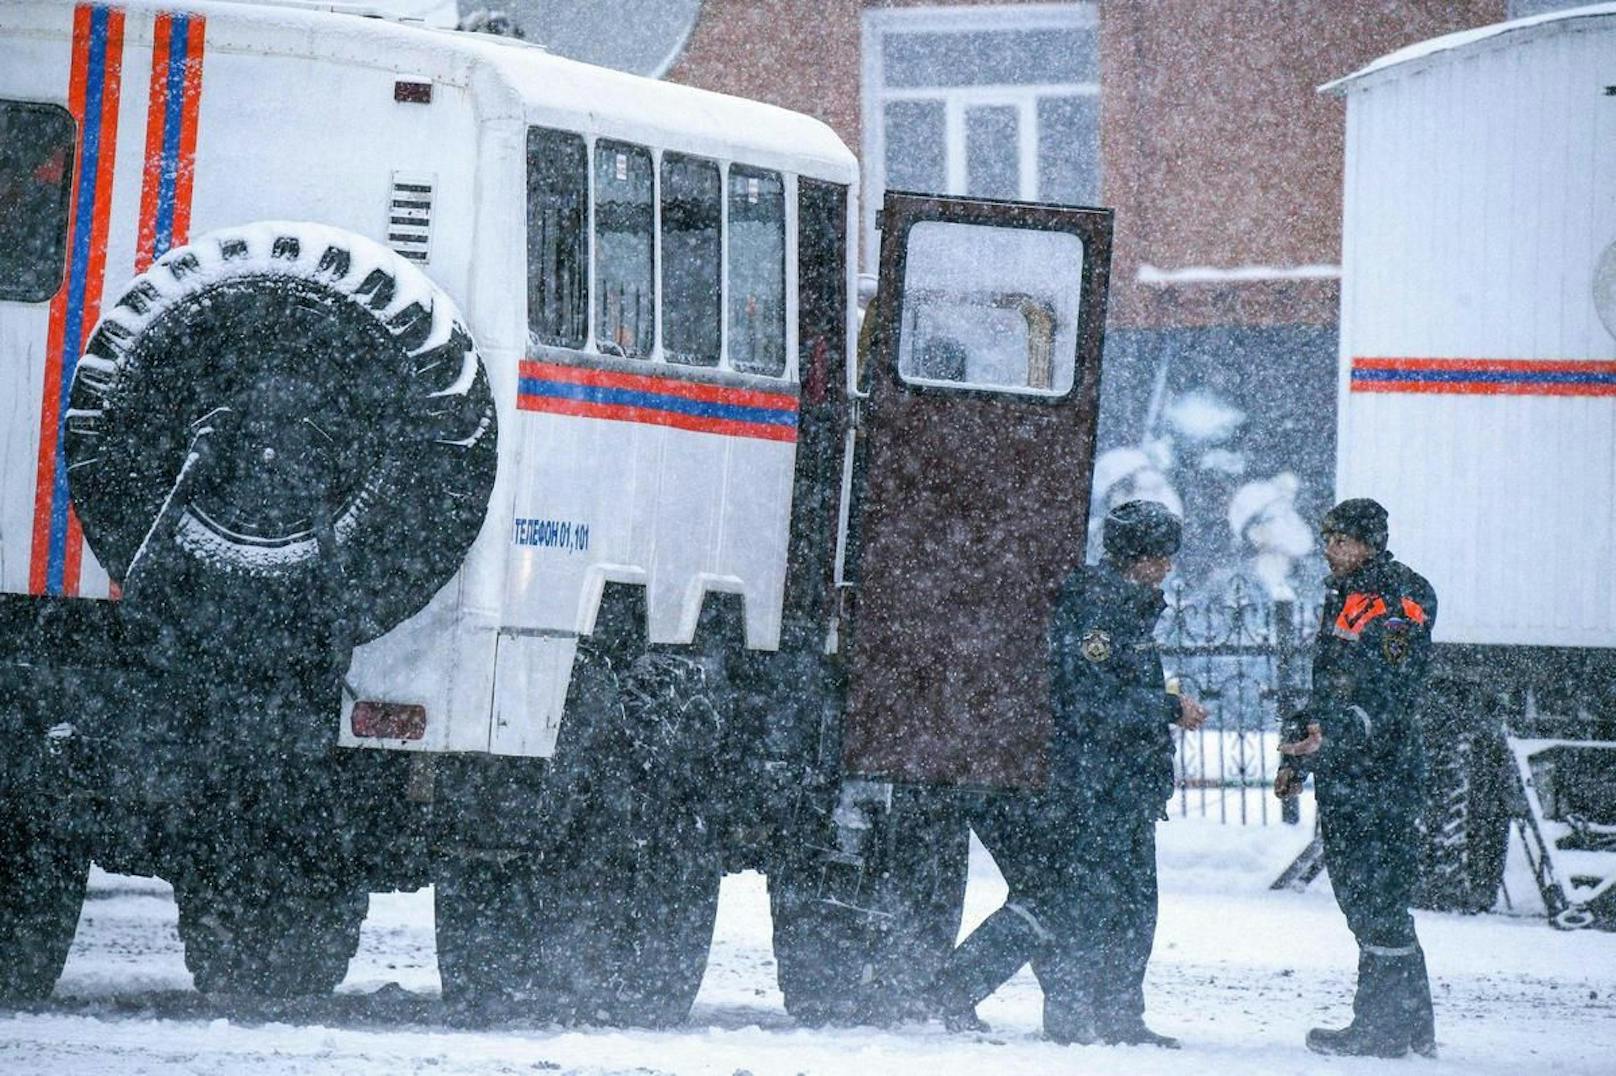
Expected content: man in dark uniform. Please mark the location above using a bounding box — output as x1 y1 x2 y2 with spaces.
1276 498 1439 1059
924 500 1205 1046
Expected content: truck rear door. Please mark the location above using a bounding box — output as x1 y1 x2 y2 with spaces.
842 191 1112 788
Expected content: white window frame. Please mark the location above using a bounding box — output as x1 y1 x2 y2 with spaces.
860 3 1099 266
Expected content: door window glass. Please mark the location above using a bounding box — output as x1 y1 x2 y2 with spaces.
594 140 654 357
0 101 76 303
727 165 786 377
660 153 721 367
896 220 1084 396
526 127 588 349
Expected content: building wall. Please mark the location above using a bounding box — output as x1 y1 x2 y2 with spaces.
1101 0 1505 330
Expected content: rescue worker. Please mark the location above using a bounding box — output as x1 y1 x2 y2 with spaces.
924 499 1206 1046
1275 497 1439 1058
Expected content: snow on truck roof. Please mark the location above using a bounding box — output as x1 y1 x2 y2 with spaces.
1321 2 1616 94
7 0 856 182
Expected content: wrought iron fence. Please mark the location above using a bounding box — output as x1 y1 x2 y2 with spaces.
1156 578 1319 825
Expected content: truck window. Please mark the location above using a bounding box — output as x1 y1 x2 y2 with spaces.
895 220 1083 397
594 140 654 358
660 153 720 367
727 165 786 377
0 101 76 303
526 127 588 350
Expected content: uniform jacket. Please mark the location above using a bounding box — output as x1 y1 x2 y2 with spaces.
1294 550 1438 786
1048 561 1179 814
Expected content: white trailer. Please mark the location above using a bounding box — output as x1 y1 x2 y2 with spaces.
1325 3 1616 925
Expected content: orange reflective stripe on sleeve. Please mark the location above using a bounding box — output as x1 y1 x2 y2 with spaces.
1334 593 1388 637
1401 597 1428 624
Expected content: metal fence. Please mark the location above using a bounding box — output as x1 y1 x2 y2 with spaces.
1157 579 1319 825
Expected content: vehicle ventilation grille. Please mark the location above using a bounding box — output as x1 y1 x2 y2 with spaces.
388 172 434 264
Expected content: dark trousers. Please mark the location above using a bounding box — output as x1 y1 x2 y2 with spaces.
1060 808 1158 1032
930 796 1159 1039
1318 775 1435 1048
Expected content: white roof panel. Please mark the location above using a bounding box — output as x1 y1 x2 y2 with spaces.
1321 2 1616 94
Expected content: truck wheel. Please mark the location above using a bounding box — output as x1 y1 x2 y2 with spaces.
1418 710 1512 914
433 644 724 1027
0 802 89 1001
538 647 724 1027
175 862 368 997
67 221 497 642
769 786 969 1025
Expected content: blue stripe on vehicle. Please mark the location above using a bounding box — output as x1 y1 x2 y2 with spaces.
153 13 188 257
1352 368 1616 385
517 377 799 428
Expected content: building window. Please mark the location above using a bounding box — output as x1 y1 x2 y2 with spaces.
861 4 1099 263
594 139 655 358
0 100 76 303
526 127 589 350
727 165 786 377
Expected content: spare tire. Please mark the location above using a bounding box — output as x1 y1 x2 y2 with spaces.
66 222 497 641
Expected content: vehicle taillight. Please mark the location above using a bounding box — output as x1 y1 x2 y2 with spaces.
351 701 427 740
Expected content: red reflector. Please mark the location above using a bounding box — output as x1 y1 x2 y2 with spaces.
394 80 432 104
351 701 427 740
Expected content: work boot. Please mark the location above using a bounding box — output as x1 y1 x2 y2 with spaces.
925 903 1046 1034
942 1007 991 1034
1405 945 1437 1058
1306 1023 1409 1058
1100 1020 1181 1049
1041 992 1096 1045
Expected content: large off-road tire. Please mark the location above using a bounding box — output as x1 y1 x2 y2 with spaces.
174 859 368 997
769 785 970 1026
0 798 90 1001
67 221 497 642
435 643 724 1027
1417 701 1513 914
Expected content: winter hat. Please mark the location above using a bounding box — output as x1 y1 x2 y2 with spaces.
1321 497 1388 552
1103 500 1183 561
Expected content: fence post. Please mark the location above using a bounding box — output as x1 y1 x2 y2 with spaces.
1274 598 1300 825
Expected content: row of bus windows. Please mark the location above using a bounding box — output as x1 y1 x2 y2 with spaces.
527 127 788 377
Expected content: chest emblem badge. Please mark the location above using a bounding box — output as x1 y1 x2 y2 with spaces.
1081 629 1112 663
1382 617 1412 665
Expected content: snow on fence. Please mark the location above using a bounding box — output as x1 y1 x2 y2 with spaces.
1157 578 1319 825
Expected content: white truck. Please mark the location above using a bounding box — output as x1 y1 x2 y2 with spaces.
0 0 1116 1018
1326 5 1616 926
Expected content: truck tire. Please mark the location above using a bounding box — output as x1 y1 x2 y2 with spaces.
769 786 970 1025
434 643 723 1027
175 861 368 997
538 649 724 1026
0 801 89 1001
1417 713 1512 914
67 221 497 642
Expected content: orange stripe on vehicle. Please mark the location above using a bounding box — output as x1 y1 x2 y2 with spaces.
63 7 125 596
170 15 205 245
1401 597 1427 624
134 11 172 271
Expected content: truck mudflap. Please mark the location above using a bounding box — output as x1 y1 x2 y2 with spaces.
1510 738 1616 930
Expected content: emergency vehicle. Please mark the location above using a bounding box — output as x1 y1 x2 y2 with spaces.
0 0 1114 1018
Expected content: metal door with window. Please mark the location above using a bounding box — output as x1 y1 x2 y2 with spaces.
843 191 1112 788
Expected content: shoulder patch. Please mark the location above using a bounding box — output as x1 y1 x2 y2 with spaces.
1081 629 1112 663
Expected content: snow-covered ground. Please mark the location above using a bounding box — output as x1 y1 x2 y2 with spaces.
4 803 1614 1075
